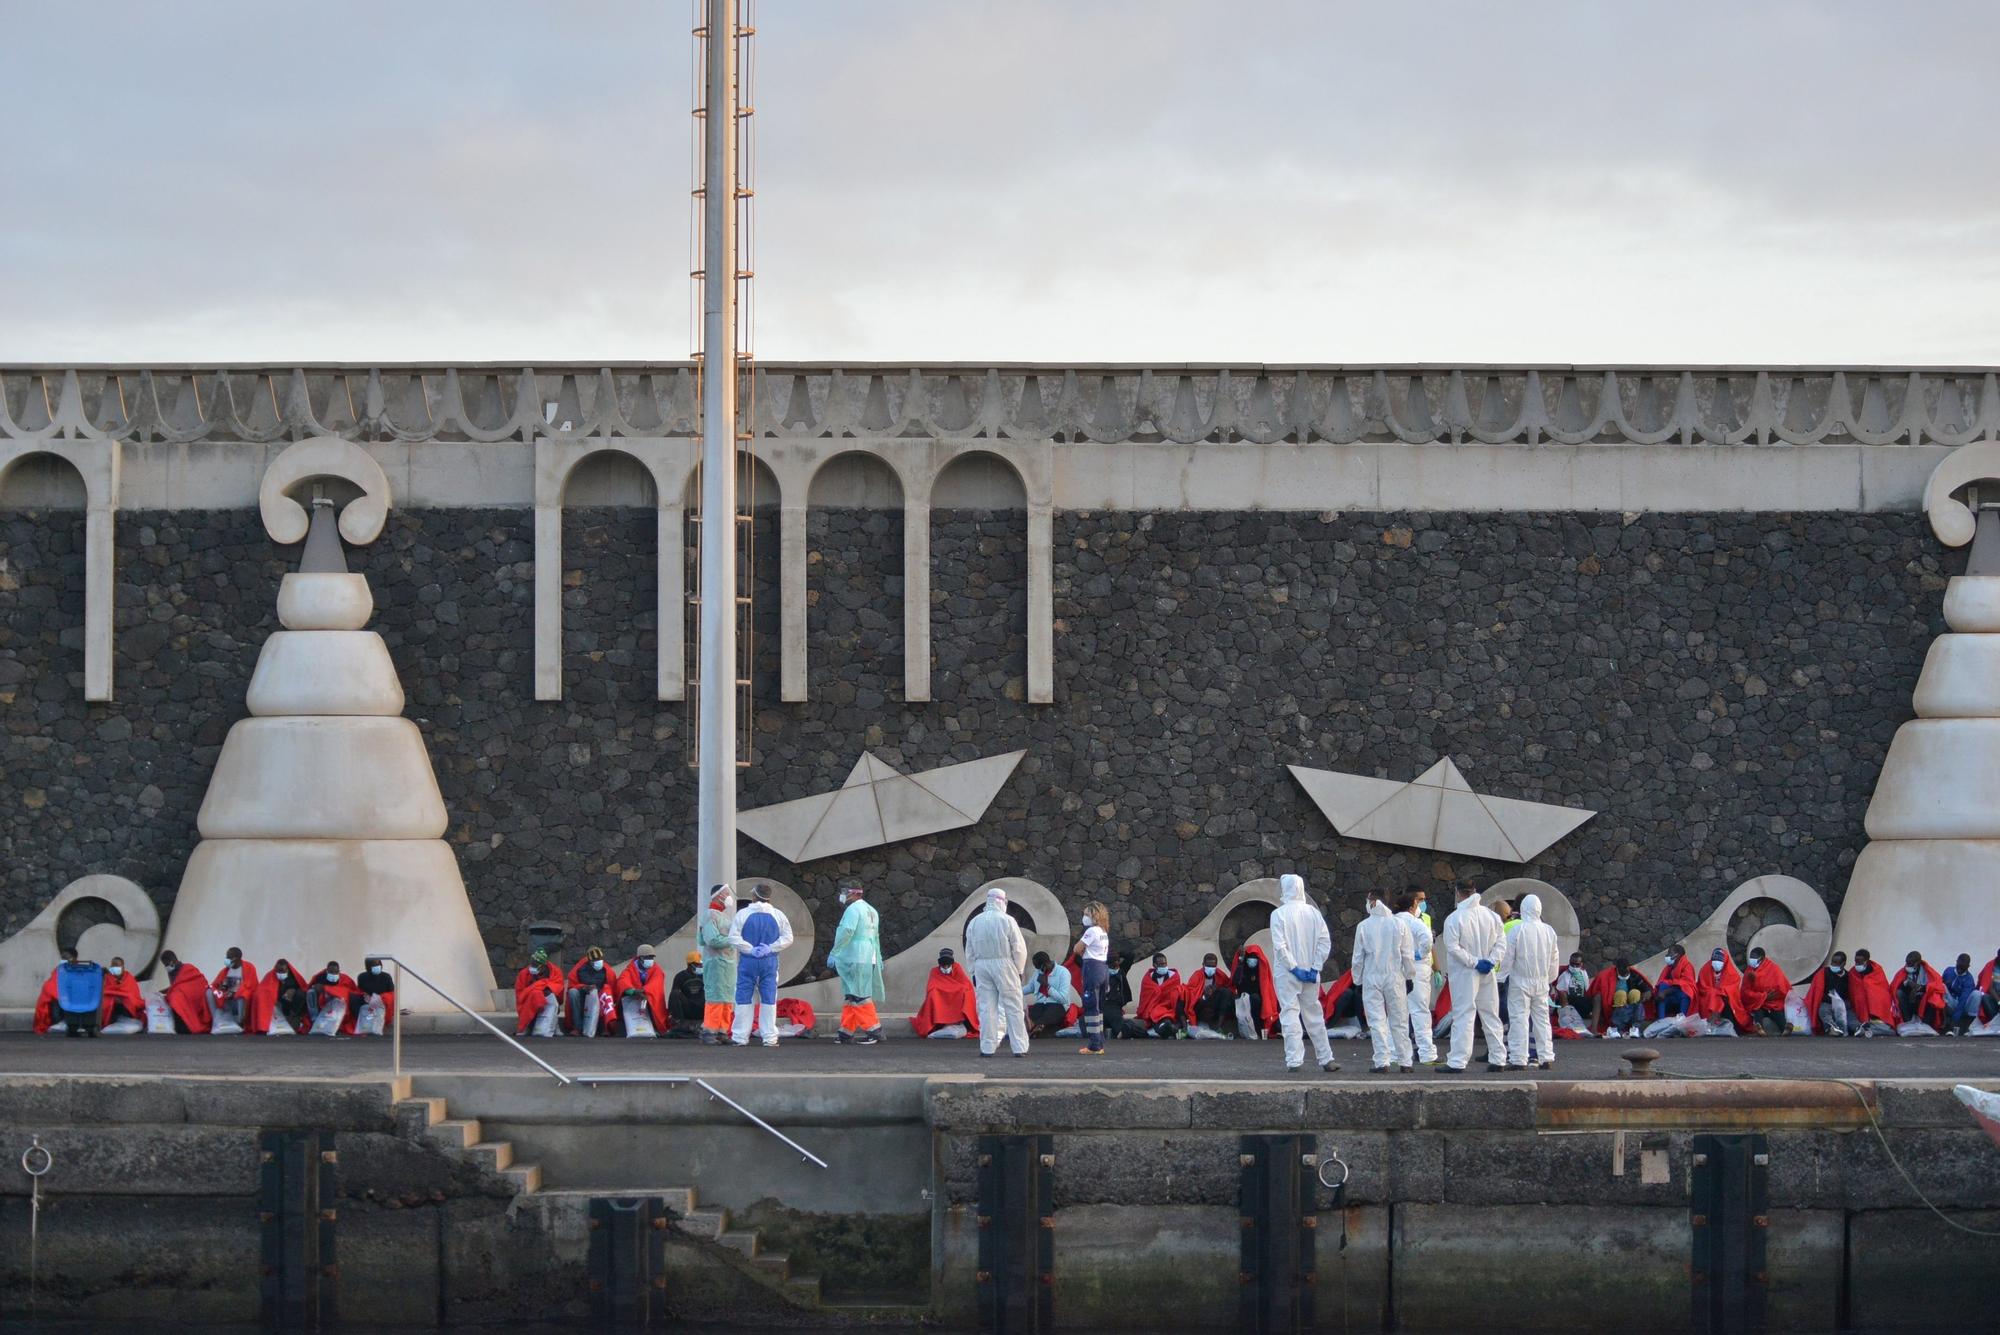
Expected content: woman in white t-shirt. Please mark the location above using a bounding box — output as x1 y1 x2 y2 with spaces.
1076 901 1112 1054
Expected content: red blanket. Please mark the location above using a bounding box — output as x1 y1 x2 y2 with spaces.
1318 969 1354 1024
514 972 566 1035
249 959 309 1034
911 966 979 1036
1232 945 1279 1031
615 959 668 1031
1137 969 1185 1026
1583 965 1653 1033
163 962 214 1033
31 970 60 1034
101 970 145 1027
1737 960 1790 1020
1693 956 1749 1028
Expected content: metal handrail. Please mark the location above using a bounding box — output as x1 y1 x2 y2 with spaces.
372 954 827 1168
374 955 571 1085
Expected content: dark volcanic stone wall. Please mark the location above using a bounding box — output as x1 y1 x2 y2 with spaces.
0 505 1950 977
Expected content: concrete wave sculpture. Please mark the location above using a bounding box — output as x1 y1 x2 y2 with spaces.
739 750 1026 863
1835 440 2000 966
0 874 159 1005
160 439 497 1006
1289 757 1594 862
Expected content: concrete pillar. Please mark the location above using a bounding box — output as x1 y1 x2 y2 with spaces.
83 504 114 702
1027 500 1054 704
657 503 685 701
904 492 931 702
533 504 562 701
780 503 808 702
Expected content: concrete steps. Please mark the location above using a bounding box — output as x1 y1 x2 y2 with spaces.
390 1090 828 1311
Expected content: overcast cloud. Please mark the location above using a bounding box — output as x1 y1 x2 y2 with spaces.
5 0 1997 364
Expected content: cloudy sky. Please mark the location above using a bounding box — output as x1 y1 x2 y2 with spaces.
6 1 1997 364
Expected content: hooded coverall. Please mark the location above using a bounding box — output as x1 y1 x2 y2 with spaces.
1398 906 1439 1063
729 900 794 1046
965 891 1030 1055
698 891 738 1035
1352 899 1416 1069
829 896 885 1036
1499 893 1560 1067
1443 890 1507 1070
1268 874 1336 1071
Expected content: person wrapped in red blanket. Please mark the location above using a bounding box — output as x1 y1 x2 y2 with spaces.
1318 958 1356 1028
156 951 214 1033
1736 948 1790 1035
249 959 312 1034
1892 952 1947 1031
210 948 260 1031
514 957 566 1036
1135 954 1185 1038
1183 953 1236 1034
1653 946 1698 1019
1585 960 1652 1037
912 948 979 1038
304 961 357 1035
351 957 397 1035
100 956 145 1030
1231 944 1279 1038
614 945 667 1036
1692 948 1749 1030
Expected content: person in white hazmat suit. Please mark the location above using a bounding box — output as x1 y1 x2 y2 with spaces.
1397 888 1439 1065
1351 889 1416 1072
1442 882 1507 1073
1268 873 1340 1073
965 885 1030 1056
1499 892 1560 1069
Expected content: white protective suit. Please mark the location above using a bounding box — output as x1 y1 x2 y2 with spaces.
1351 899 1415 1069
1268 873 1336 1070
1398 905 1438 1063
964 887 1030 1055
1499 893 1560 1067
727 897 796 1046
1442 889 1507 1070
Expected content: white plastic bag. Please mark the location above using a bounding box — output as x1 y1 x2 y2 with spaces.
309 996 347 1038
1188 1024 1232 1040
210 1004 244 1036
144 994 176 1034
1860 1019 1897 1037
776 1018 812 1038
1326 1021 1364 1040
102 1016 145 1036
1643 1014 1706 1039
1555 1004 1590 1032
1235 993 1260 1040
530 994 561 1038
621 998 657 1038
1783 984 1812 1034
353 996 388 1038
1705 1021 1738 1037
926 1023 968 1039
1971 1013 2000 1037
1897 1020 1939 1037
575 993 601 1038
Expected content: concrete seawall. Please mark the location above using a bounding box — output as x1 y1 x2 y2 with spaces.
2 1070 1996 1328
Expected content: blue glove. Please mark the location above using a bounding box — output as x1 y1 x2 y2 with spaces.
1476 959 1494 975
1291 967 1317 984
752 944 773 959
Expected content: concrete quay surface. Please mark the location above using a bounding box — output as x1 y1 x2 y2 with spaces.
1 1029 1996 1082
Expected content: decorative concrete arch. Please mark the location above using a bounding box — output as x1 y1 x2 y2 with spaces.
532 436 701 702
0 438 121 700
1150 876 1285 981
0 873 159 1004
759 436 1055 705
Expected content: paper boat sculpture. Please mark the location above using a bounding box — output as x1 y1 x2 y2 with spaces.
1288 757 1594 863
740 750 1026 863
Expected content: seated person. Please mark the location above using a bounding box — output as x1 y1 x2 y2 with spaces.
1103 951 1137 1038
1320 951 1359 1027
1694 948 1748 1029
568 947 615 1036
1185 952 1235 1033
101 956 145 1029
353 957 396 1033
1555 953 1593 1015
42 948 105 1037
251 958 312 1034
515 948 560 996
666 951 707 1038
1023 952 1081 1036
157 951 214 1033
211 948 260 1029
912 948 979 1038
614 944 667 1036
514 957 566 1036
1942 954 1982 1036
1590 958 1652 1036
305 962 355 1030
1846 949 1896 1029
1894 951 1945 1030
1654 946 1696 1018
1232 944 1279 1038
1737 947 1790 1035
1980 949 2000 1023
1807 952 1859 1034
1135 954 1185 1037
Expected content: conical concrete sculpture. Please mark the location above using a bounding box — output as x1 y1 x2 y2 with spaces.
161 439 496 1005
1835 442 2000 967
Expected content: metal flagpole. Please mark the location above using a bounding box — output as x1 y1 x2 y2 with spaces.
695 0 740 911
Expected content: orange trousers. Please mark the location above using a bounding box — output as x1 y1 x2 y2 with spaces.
839 1000 880 1033
703 1002 734 1032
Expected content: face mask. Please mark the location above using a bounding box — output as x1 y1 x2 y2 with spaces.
1415 902 1426 915
1153 968 1169 981
1830 965 1845 975
109 966 123 977
1203 966 1216 977
1246 958 1258 969
939 964 952 974
690 965 702 975
325 971 339 982
1710 960 1724 973
1080 915 1092 929
638 959 652 972
1749 958 1763 969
